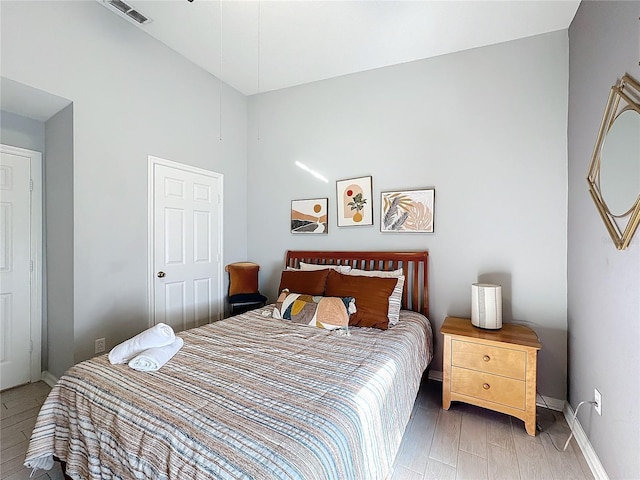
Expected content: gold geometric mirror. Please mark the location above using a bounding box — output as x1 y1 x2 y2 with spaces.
587 74 640 250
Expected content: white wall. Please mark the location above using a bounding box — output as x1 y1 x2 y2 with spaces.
568 2 640 479
1 1 248 368
247 31 569 400
45 104 75 379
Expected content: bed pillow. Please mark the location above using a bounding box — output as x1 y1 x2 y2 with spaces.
278 269 329 296
348 268 403 277
345 268 405 326
273 291 355 331
386 276 404 326
299 262 352 274
325 270 397 330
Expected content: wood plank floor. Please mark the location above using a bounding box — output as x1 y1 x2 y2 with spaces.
0 382 64 480
1 379 594 480
392 378 595 480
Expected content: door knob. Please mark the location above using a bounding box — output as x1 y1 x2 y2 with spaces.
157 271 166 278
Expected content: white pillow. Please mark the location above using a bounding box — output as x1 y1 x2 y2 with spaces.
345 268 404 326
299 262 352 274
348 268 403 278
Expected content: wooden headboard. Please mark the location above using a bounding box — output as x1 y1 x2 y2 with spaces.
284 250 429 318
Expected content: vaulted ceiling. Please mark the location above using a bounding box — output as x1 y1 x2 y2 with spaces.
106 1 580 96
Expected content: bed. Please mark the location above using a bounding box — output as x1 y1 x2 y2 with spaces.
25 250 433 480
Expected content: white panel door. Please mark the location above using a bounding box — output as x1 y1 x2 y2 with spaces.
151 158 223 332
0 150 33 390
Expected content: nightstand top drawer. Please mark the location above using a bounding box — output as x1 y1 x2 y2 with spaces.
441 317 541 350
452 340 526 380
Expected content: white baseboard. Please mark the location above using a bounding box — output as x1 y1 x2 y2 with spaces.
428 369 607 479
564 402 610 480
536 394 565 411
40 371 59 388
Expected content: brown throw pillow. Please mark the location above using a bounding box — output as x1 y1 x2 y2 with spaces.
325 269 397 329
228 264 259 296
278 269 329 296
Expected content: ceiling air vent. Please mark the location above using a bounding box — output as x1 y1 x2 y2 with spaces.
97 0 152 26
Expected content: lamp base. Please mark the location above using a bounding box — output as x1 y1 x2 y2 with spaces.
471 319 503 330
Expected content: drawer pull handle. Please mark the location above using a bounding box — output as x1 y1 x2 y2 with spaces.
483 383 490 390
483 355 491 362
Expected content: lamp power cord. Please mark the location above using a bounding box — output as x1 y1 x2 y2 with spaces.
537 395 597 452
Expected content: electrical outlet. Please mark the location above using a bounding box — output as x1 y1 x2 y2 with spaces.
594 388 602 415
95 338 106 354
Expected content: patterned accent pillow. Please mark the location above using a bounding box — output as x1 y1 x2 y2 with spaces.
345 268 405 326
272 291 356 331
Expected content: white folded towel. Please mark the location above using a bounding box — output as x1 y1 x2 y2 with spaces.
25 453 54 472
128 338 184 372
108 323 175 364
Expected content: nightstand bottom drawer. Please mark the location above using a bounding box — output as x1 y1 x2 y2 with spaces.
451 367 526 410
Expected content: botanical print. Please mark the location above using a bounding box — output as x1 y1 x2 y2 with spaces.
291 198 328 234
381 189 435 233
336 176 373 227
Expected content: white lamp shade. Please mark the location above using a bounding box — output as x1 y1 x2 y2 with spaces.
471 283 502 329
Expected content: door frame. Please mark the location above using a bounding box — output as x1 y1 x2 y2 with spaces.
147 155 224 327
0 144 42 384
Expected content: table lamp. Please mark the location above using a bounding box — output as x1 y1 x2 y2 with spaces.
471 283 502 329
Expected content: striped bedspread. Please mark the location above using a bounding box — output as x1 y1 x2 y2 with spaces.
25 308 433 480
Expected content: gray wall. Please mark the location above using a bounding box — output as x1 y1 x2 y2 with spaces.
45 104 74 379
1 1 248 369
0 110 45 152
247 31 569 400
568 2 640 479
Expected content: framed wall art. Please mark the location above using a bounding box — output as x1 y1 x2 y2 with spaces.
291 198 328 234
381 188 435 233
336 176 373 227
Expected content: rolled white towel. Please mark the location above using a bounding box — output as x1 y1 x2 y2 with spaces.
128 338 184 372
108 323 175 364
24 453 54 472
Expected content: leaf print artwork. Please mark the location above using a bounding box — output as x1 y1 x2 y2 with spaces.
381 189 435 233
404 202 433 231
383 194 412 229
348 193 367 212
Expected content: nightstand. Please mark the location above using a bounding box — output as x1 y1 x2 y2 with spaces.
440 316 542 436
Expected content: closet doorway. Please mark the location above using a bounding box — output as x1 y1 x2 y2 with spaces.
0 144 42 390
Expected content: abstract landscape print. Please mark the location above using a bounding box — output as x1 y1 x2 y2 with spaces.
381 189 435 233
291 198 329 234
